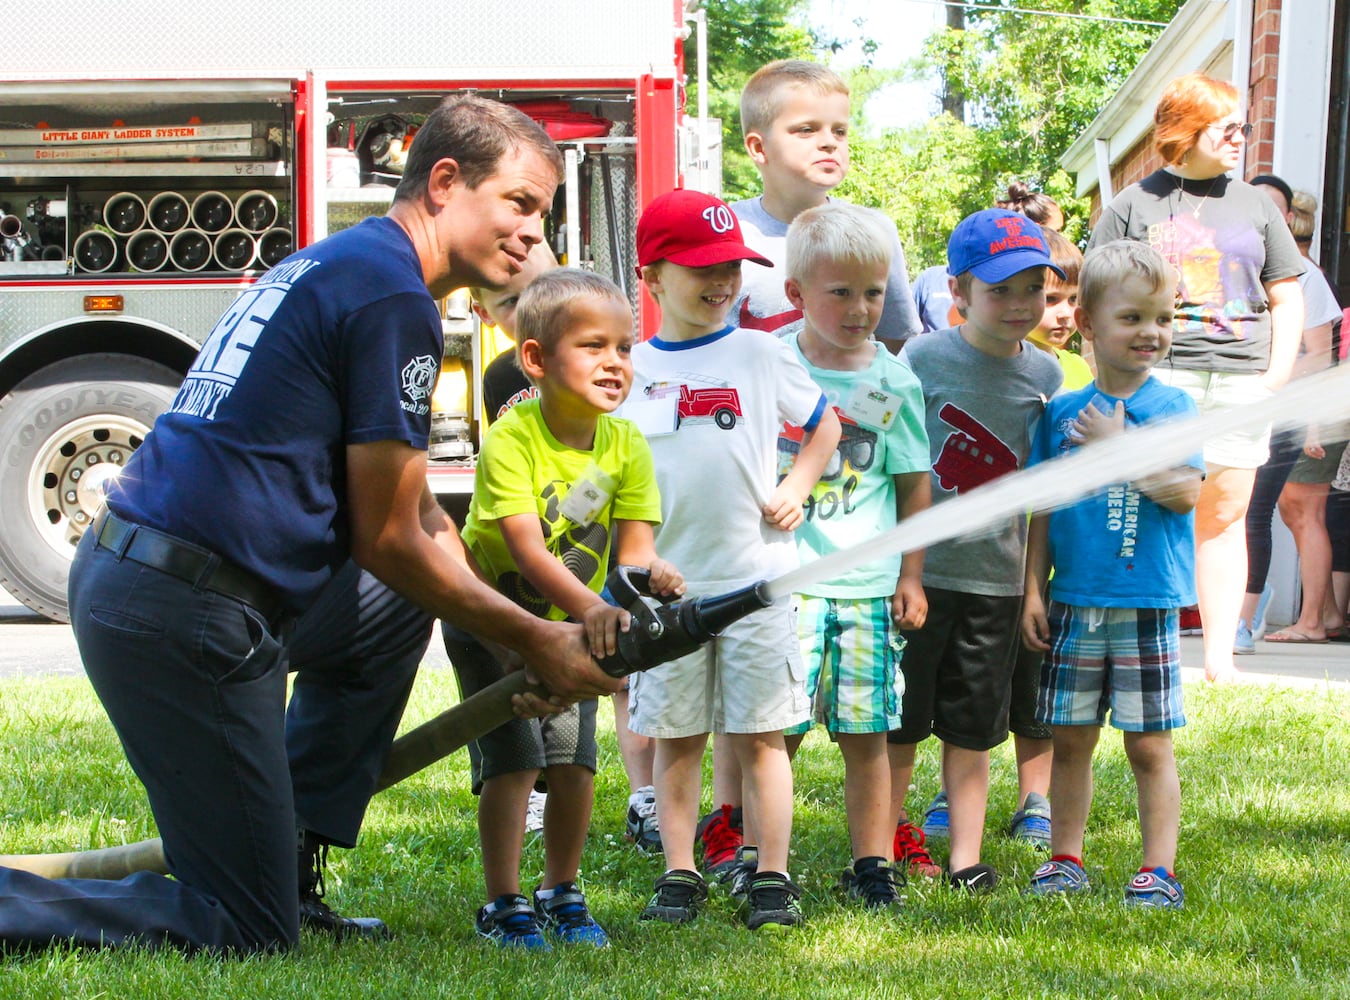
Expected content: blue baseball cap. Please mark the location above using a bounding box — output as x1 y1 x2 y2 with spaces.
947 208 1066 283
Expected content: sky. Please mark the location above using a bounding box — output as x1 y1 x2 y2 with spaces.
808 0 946 132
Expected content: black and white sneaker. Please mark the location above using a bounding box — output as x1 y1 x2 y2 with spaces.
625 785 662 853
745 871 804 931
640 869 708 924
841 856 903 910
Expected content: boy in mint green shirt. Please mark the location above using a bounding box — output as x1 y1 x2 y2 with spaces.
777 203 931 910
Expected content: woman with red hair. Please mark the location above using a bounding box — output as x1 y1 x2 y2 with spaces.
1088 72 1306 683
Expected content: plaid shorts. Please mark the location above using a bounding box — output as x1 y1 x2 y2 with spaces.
786 594 905 736
1036 603 1186 732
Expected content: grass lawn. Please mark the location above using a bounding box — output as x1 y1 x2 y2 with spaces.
2 669 1349 999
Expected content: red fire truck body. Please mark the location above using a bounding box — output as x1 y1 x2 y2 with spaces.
0 0 699 620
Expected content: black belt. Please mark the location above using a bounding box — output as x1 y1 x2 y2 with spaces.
94 510 284 623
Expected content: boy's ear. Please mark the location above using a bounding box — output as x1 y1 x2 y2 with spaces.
517 338 547 381
947 275 967 313
784 277 805 310
470 301 493 326
639 263 663 294
744 130 768 165
1073 305 1095 341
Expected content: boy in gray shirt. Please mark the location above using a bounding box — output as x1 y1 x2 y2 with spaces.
887 209 1064 891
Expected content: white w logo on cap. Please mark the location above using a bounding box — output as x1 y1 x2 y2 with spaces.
702 205 735 234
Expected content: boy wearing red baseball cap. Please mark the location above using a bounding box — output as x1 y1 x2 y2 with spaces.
623 189 840 930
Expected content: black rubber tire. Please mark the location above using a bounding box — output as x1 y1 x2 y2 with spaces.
0 354 181 622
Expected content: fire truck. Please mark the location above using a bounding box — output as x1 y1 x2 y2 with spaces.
0 0 715 621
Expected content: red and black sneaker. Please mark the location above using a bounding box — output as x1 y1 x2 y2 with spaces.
893 820 943 879
694 803 743 877
1179 605 1203 636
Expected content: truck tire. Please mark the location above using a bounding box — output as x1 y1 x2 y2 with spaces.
0 355 181 622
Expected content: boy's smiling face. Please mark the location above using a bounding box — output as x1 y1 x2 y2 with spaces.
746 87 851 201
1076 274 1174 389
525 293 635 417
953 267 1046 357
644 260 743 340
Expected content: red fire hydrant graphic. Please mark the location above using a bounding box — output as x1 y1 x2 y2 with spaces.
932 402 1018 493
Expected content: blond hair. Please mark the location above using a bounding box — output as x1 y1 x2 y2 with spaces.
1079 239 1177 314
740 59 849 137
514 268 628 360
1289 190 1318 243
786 203 893 283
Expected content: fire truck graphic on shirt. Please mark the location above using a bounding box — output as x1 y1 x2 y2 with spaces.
932 401 1018 494
645 381 742 430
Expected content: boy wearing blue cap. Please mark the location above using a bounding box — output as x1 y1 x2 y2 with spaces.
885 209 1064 891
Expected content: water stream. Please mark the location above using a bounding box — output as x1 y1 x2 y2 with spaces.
765 365 1350 601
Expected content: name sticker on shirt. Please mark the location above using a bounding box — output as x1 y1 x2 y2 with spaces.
845 385 900 429
624 390 680 437
559 464 618 527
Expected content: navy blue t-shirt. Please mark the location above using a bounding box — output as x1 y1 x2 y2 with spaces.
109 216 442 610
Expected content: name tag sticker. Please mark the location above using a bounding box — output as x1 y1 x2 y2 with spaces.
559 464 618 526
845 385 899 429
624 392 679 437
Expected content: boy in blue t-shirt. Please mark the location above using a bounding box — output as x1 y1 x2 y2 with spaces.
447 269 684 949
776 204 931 910
1021 240 1204 909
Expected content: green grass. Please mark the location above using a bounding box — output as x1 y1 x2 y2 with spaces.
3 670 1350 999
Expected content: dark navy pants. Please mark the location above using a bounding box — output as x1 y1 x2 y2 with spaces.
0 531 432 953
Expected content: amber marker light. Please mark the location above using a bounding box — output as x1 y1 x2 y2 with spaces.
84 295 124 312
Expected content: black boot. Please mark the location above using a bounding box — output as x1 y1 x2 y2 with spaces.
297 829 391 940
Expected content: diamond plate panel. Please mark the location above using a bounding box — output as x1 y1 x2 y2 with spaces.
2 1 679 81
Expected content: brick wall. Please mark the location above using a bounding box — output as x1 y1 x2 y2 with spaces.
1246 0 1282 176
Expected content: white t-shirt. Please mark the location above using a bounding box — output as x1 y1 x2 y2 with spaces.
624 325 828 590
730 196 922 347
1301 262 1342 330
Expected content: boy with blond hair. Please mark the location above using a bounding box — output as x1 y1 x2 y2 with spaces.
702 56 921 879
623 189 840 931
1022 240 1202 908
448 268 684 948
776 203 931 910
731 59 920 350
886 208 1063 892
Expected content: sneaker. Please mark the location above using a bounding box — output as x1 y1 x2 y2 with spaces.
297 831 391 940
921 790 949 841
841 856 903 910
1234 619 1255 656
533 882 610 947
640 869 708 924
524 789 547 833
1179 606 1203 636
892 821 943 879
1008 792 1052 849
745 871 804 931
695 803 743 877
625 785 662 853
475 894 551 949
1123 868 1185 910
719 845 758 901
948 863 999 893
1025 858 1090 896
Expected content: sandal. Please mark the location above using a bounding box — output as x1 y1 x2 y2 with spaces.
1263 629 1329 644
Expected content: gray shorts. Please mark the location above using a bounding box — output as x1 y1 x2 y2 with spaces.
442 624 597 793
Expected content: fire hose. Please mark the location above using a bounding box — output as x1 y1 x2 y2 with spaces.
0 568 771 880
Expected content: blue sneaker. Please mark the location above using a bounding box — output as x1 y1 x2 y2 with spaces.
533 882 610 947
1234 619 1255 655
921 790 949 841
1025 858 1090 896
1123 868 1184 909
1008 792 1052 848
475 894 551 950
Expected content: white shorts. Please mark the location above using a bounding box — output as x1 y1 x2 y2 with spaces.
1154 368 1272 469
627 599 809 738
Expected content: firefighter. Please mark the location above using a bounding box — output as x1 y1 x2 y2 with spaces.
0 96 620 955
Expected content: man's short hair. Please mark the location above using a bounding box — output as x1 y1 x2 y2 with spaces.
740 59 849 137
1079 239 1177 315
515 268 630 362
786 203 893 282
394 95 562 202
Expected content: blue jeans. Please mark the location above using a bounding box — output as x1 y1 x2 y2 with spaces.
0 531 431 953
